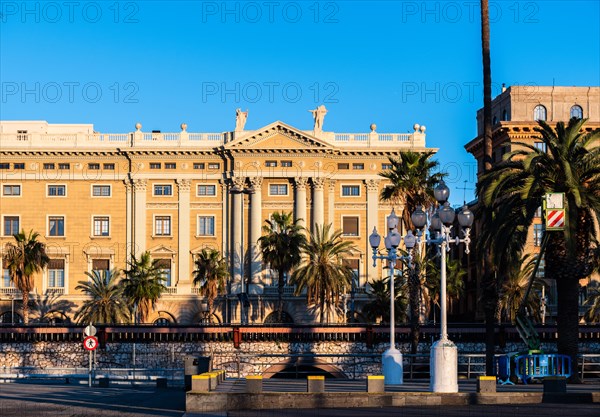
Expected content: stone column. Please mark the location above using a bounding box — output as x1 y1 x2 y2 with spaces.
133 179 147 257
249 177 263 289
124 180 133 263
294 177 308 229
327 180 336 226
177 179 192 292
231 177 245 293
312 178 325 233
366 179 380 284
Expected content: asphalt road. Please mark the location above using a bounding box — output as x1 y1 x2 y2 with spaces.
226 404 600 417
1 382 599 417
0 382 185 417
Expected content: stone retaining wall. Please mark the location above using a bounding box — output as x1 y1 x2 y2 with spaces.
1 340 598 377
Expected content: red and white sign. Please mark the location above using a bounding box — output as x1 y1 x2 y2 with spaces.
546 209 565 230
83 336 98 351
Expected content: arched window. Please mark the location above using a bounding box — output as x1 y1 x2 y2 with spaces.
570 105 583 119
502 109 508 121
264 311 294 324
493 116 498 125
0 311 23 324
534 105 547 121
153 317 171 325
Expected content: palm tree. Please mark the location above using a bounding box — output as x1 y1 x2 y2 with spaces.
291 224 358 324
31 292 74 324
258 211 306 322
363 276 408 324
122 251 167 323
427 257 465 320
379 151 444 354
193 248 228 321
4 230 49 324
478 118 600 380
583 280 600 323
496 255 543 323
74 269 130 324
480 0 496 376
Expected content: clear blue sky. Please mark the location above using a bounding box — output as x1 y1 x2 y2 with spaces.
2 1 599 203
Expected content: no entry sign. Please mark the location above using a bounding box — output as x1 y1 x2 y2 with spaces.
83 336 98 351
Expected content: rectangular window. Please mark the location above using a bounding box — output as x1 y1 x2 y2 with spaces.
48 216 65 237
43 163 55 170
265 161 277 167
382 163 393 170
2 267 13 288
58 163 70 170
3 216 19 236
342 217 359 236
208 163 220 170
155 259 172 287
281 161 292 167
337 163 349 170
150 163 161 169
93 216 110 237
103 163 115 170
48 185 66 196
92 259 110 276
534 206 542 218
194 163 205 170
92 185 111 197
13 163 25 170
533 224 544 246
269 184 288 196
353 163 364 170
153 185 172 196
197 185 216 196
534 142 547 153
342 185 360 196
88 163 100 170
165 163 176 169
47 259 65 288
536 257 545 278
3 185 21 196
0 163 9 169
155 216 171 236
198 216 215 236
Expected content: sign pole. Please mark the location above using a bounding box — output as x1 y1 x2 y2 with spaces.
88 349 92 387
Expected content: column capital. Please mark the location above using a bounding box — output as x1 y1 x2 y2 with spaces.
133 179 147 192
312 177 325 191
295 177 309 190
249 176 263 188
231 176 247 190
365 179 380 193
124 180 133 192
176 178 192 193
328 179 337 192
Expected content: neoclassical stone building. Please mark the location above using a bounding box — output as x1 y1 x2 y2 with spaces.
464 85 600 321
0 111 433 324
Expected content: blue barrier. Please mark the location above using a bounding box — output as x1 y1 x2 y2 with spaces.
495 355 515 385
514 354 571 384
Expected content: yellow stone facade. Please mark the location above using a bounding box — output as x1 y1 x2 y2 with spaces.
0 118 433 324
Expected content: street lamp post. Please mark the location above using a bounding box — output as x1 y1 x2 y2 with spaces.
410 181 473 393
10 294 15 325
369 208 417 385
230 185 255 324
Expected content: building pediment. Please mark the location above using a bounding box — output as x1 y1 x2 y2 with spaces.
225 121 333 152
148 245 177 258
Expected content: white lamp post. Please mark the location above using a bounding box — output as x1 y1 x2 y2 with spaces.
411 181 473 393
369 208 416 385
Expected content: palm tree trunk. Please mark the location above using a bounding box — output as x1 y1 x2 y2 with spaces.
22 290 30 325
480 0 496 376
278 269 285 322
320 286 326 324
409 267 420 354
555 271 581 382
